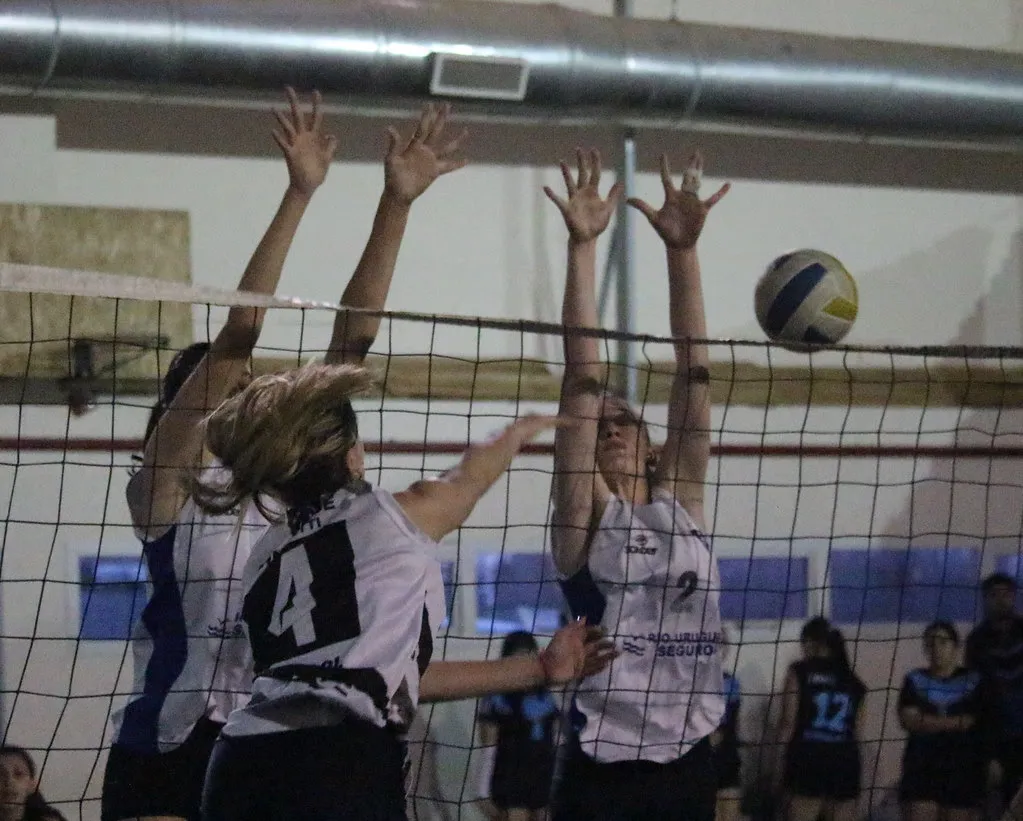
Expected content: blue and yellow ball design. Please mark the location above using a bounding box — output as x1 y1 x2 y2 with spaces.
754 249 858 346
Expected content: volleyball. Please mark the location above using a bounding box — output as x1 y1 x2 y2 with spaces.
754 249 858 346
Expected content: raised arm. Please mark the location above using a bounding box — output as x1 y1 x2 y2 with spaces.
543 150 622 576
394 415 562 542
629 153 729 531
130 89 337 537
325 104 467 366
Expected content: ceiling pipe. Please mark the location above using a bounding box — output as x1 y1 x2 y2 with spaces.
1 0 1022 145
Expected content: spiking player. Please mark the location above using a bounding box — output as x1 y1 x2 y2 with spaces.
102 91 469 821
545 148 729 821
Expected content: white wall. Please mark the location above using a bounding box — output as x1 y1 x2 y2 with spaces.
1 0 1023 818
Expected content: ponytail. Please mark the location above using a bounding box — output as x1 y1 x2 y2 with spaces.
828 627 853 675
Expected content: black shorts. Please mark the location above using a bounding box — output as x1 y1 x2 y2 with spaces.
201 720 407 821
900 753 985 809
714 746 741 791
784 741 860 801
102 716 223 821
492 752 555 810
552 737 716 821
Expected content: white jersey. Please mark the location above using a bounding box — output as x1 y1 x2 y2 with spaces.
559 489 724 763
113 472 265 753
222 484 445 738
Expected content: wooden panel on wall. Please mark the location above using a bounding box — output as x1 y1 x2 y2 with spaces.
0 203 192 388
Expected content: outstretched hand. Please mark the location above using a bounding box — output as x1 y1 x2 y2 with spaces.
628 152 729 250
540 620 619 685
544 149 623 244
272 87 339 199
385 103 468 205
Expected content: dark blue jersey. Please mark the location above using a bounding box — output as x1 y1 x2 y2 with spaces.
480 690 560 776
899 666 986 765
791 658 865 745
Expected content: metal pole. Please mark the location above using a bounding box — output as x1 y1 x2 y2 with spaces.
613 0 637 402
615 134 638 401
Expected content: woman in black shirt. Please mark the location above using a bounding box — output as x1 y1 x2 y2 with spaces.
479 632 561 821
777 618 866 821
899 620 987 821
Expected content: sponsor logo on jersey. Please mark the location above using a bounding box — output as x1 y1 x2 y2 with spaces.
621 639 647 656
207 617 246 639
625 533 657 555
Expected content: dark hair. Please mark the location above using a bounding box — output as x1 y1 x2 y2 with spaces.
143 342 211 444
500 630 539 658
924 619 959 645
0 745 37 779
800 617 853 675
982 572 1017 594
0 746 49 816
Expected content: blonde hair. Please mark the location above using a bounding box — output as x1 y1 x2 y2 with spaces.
189 363 374 521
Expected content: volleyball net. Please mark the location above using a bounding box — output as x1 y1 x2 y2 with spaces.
1 262 1022 820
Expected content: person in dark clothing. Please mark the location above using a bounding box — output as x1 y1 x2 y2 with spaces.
899 620 988 821
776 617 867 821
966 573 1023 807
478 632 561 821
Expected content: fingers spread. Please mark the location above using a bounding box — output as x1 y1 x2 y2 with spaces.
659 153 674 193
626 197 657 223
606 180 625 208
590 148 602 188
437 127 469 159
575 148 589 189
285 86 303 131
427 102 452 144
543 185 569 215
439 157 469 176
310 89 324 134
273 109 296 142
385 126 401 158
559 161 577 196
704 182 731 209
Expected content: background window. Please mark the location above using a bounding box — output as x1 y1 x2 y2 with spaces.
830 548 981 624
78 555 148 640
475 552 563 635
719 556 809 621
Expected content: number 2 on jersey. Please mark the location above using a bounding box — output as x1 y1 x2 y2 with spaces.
812 690 851 734
268 546 317 646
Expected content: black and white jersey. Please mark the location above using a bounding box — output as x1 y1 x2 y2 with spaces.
222 484 445 738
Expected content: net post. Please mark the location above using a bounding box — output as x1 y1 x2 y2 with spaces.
613 0 638 403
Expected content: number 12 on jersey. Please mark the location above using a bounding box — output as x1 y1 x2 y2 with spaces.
812 690 851 735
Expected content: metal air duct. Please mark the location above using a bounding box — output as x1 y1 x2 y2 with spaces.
1 0 1022 143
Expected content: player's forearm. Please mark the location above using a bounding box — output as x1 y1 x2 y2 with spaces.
326 192 411 363
221 186 312 348
563 239 602 374
420 656 546 702
449 426 531 504
665 246 709 368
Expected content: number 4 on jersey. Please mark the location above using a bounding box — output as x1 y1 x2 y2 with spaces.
268 546 317 646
